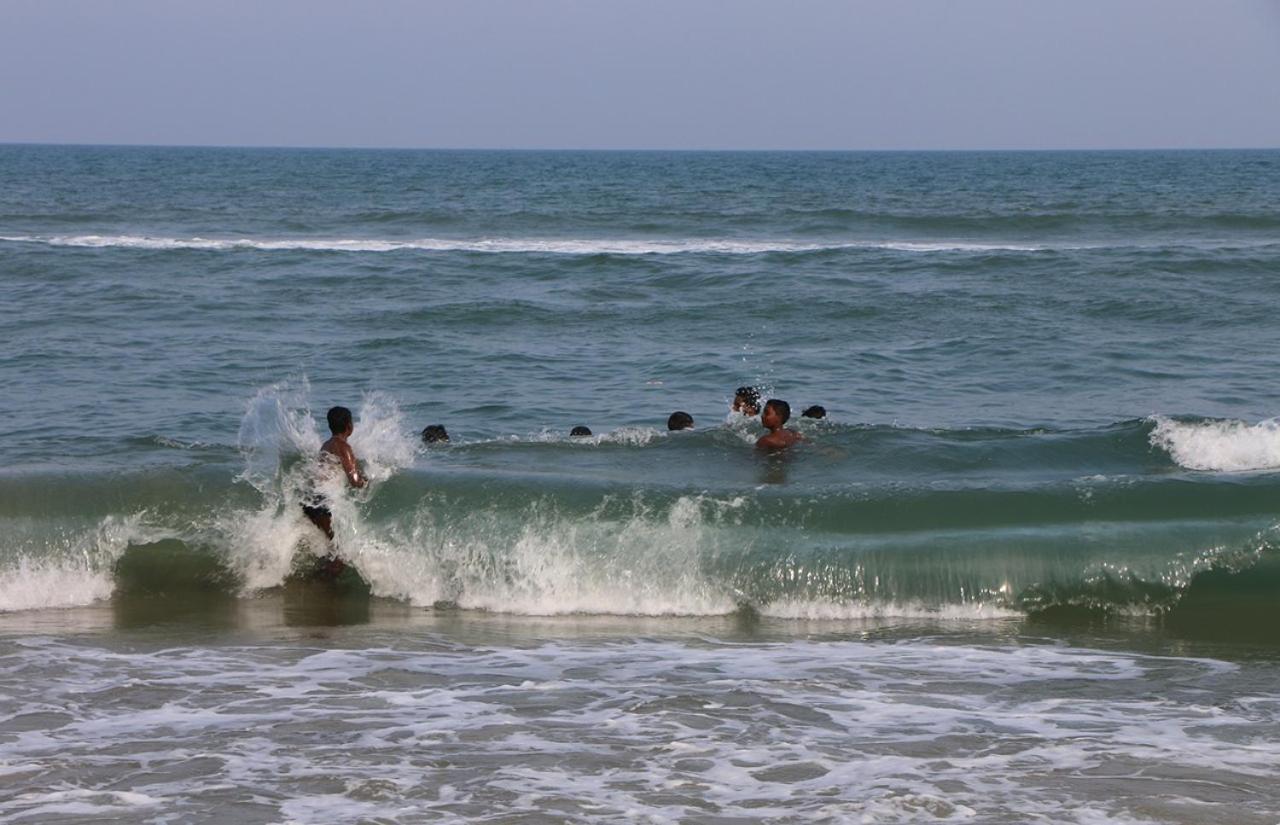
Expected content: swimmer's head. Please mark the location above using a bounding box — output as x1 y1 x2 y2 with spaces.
733 386 761 416
421 424 449 444
667 411 694 431
762 398 790 429
801 405 826 420
570 425 592 437
326 406 354 435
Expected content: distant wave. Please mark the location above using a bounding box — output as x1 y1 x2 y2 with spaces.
0 233 1101 255
4 233 1275 256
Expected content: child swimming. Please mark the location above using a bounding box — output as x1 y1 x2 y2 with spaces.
667 411 694 430
756 399 803 450
733 386 761 417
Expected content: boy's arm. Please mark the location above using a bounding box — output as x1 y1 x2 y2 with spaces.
340 443 366 488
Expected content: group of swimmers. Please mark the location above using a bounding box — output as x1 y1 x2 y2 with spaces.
420 386 824 447
302 387 824 542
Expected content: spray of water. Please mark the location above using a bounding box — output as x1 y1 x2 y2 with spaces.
227 379 418 589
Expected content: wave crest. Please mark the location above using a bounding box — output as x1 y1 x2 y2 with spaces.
1150 416 1280 472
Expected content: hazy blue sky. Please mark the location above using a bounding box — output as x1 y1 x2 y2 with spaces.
3 0 1279 150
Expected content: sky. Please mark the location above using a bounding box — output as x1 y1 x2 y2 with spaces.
2 0 1279 150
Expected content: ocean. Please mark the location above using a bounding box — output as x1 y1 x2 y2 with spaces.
2 145 1279 823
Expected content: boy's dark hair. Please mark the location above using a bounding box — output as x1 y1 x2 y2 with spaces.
764 399 790 424
326 406 353 435
421 424 450 443
570 425 592 437
735 386 761 405
801 405 826 419
667 411 694 431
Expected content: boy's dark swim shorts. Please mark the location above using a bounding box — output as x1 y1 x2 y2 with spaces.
301 503 331 520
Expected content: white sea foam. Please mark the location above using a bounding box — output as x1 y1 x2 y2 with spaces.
0 636 1271 823
0 513 163 612
351 493 746 616
564 425 664 447
0 233 1085 255
5 790 162 819
0 556 115 612
761 598 1022 621
458 425 673 448
1150 415 1280 472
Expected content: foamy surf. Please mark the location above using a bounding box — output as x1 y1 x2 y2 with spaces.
760 598 1022 621
0 556 115 612
0 513 167 613
2 632 1273 824
1149 415 1280 471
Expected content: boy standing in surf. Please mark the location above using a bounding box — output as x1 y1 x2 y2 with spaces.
301 405 366 541
756 399 803 450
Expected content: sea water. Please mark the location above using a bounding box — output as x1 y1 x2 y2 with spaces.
2 146 1279 823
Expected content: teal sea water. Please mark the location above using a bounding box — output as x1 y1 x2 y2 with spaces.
2 146 1280 823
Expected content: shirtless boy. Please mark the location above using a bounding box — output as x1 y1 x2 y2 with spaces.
756 399 803 450
301 405 366 541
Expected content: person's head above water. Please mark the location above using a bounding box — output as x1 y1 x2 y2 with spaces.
762 399 791 428
733 386 761 416
570 425 592 437
667 411 694 431
421 424 449 444
801 405 826 420
326 406 354 436
757 398 802 450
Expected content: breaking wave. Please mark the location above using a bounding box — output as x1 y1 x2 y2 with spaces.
3 387 1279 629
1150 415 1280 472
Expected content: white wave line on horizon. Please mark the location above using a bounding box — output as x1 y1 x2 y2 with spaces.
1 233 1273 255
0 233 1079 255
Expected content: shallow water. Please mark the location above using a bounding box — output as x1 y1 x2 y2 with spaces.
2 602 1278 824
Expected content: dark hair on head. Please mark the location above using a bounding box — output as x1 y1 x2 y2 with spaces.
326 406 353 435
764 398 790 424
667 411 694 431
801 405 826 419
735 386 761 404
421 424 449 444
570 425 592 437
